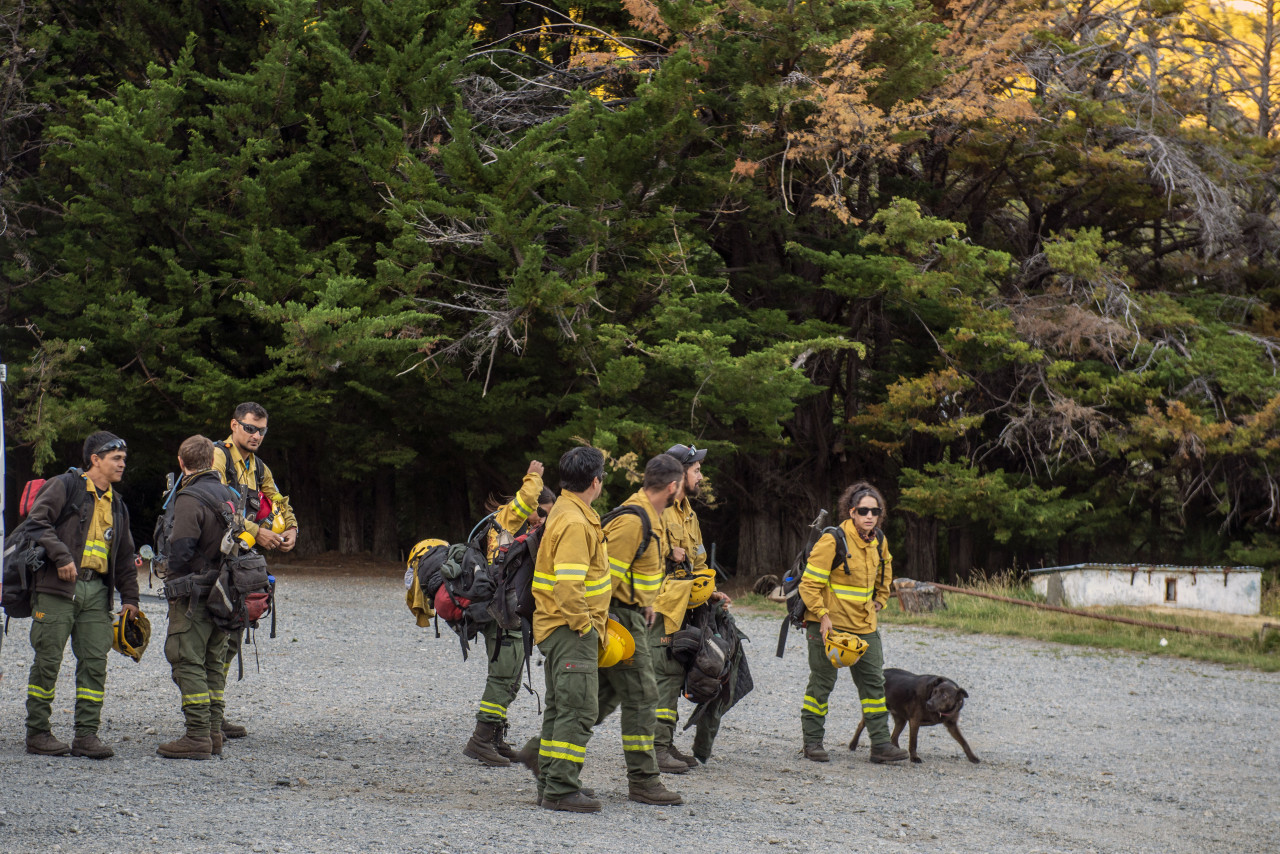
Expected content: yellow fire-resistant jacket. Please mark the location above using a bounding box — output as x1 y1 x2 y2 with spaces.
604 490 666 608
657 496 708 633
486 471 545 561
532 491 611 644
799 519 893 634
213 439 298 539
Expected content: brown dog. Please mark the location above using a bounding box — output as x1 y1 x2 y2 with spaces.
849 668 980 764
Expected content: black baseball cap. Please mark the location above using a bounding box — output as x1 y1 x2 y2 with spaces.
666 444 707 465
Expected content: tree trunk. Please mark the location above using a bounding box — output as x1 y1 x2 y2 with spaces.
277 446 325 557
371 467 398 561
948 524 974 583
737 511 794 579
338 498 363 554
900 511 939 582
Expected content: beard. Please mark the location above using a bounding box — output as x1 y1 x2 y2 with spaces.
683 477 699 498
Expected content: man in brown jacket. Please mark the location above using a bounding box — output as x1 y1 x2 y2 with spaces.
24 431 140 759
157 435 240 760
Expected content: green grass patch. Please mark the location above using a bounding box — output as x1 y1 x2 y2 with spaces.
880 574 1280 672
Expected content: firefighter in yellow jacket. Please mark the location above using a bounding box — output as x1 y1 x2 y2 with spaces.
463 461 556 767
519 446 611 813
798 481 907 764
594 454 685 806
211 402 298 740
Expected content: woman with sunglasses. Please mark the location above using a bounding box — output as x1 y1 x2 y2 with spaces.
463 460 557 768
797 481 908 764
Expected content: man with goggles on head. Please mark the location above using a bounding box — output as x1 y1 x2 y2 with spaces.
23 431 141 759
211 401 298 740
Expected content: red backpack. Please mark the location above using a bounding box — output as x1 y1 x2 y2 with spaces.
19 479 49 516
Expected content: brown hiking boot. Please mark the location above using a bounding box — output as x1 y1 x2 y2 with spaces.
655 747 690 774
803 742 830 762
157 733 214 760
492 724 517 761
628 779 683 806
70 734 114 759
221 720 248 739
464 721 511 767
667 742 698 769
869 743 909 764
515 738 540 778
541 790 602 813
211 733 224 756
25 731 71 757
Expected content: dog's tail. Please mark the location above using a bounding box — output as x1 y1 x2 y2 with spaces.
849 717 865 751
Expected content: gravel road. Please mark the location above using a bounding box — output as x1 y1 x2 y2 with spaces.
0 573 1275 854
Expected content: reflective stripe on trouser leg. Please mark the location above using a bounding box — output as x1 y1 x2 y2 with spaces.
850 629 891 744
477 622 522 724
599 607 659 782
649 622 684 749
166 599 229 737
537 625 599 800
68 580 111 736
802 622 838 745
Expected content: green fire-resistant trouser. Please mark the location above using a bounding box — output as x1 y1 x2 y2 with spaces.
26 583 112 737
594 606 660 782
535 625 599 800
165 599 229 737
477 622 524 725
651 623 685 751
801 623 890 746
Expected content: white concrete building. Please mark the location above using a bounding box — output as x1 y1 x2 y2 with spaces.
1029 564 1263 616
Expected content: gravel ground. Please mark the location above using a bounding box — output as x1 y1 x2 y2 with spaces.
0 573 1276 854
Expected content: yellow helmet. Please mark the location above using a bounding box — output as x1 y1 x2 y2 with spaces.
824 630 868 668
598 617 636 668
112 611 151 663
688 567 716 608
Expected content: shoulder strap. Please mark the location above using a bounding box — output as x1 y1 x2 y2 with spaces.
874 529 886 589
56 471 91 525
601 504 656 598
823 526 850 575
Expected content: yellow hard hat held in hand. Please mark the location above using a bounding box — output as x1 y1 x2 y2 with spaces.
688 567 716 608
112 611 151 663
824 629 868 668
598 617 636 668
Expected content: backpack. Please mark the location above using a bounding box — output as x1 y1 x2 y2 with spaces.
493 526 543 628
774 511 884 658
3 470 89 621
421 541 495 658
148 472 182 583
164 485 276 638
599 504 658 599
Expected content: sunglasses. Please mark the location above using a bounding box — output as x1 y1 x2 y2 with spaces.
93 438 127 456
536 507 549 518
677 445 701 464
235 420 268 436
854 507 882 517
